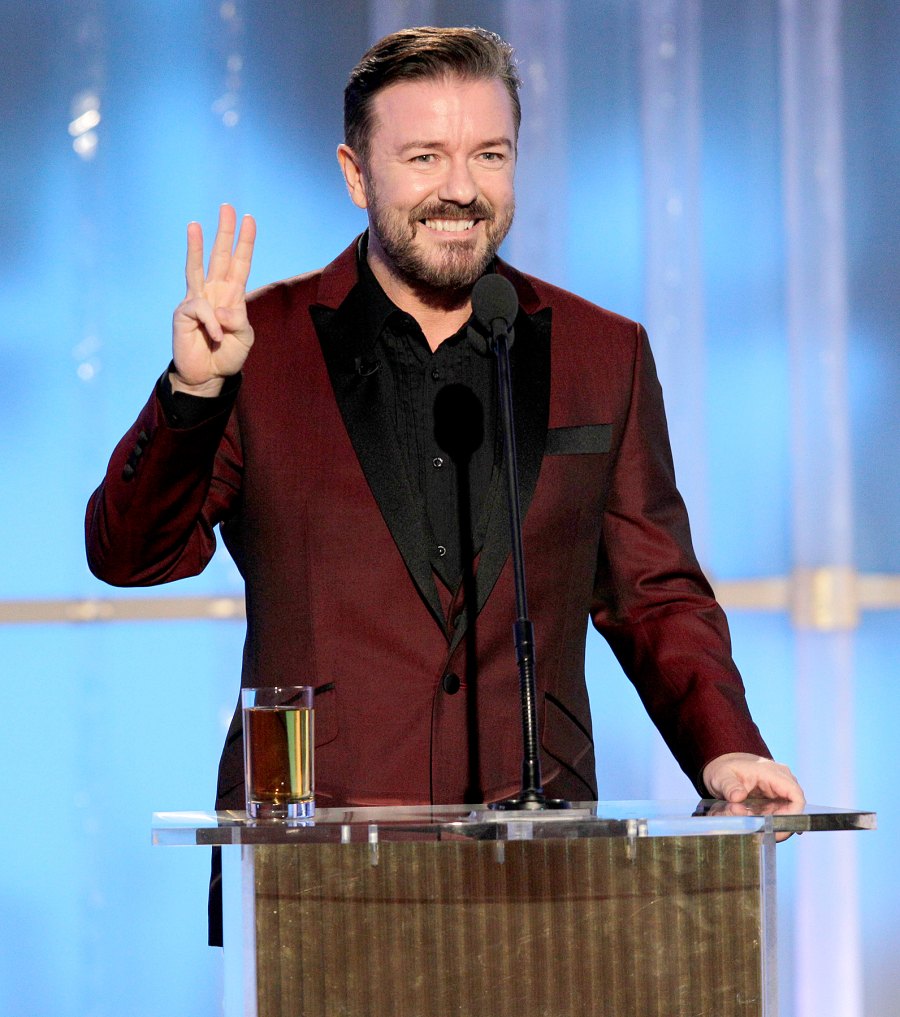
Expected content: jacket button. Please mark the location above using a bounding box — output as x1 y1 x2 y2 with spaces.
442 672 461 695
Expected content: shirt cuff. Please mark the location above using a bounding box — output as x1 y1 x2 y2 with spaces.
157 363 241 428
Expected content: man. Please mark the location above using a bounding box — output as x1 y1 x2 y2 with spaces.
86 27 803 943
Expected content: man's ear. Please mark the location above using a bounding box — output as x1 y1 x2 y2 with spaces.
337 144 368 209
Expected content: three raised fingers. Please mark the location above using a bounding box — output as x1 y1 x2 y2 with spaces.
184 204 256 298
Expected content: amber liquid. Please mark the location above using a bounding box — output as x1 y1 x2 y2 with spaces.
244 706 314 809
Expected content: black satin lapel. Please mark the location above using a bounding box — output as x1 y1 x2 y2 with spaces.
311 299 445 628
450 307 552 654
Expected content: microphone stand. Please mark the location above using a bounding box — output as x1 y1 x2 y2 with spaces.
487 319 570 812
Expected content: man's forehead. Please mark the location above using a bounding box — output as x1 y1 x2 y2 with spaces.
370 74 516 137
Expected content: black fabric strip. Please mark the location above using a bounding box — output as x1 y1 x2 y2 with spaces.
545 424 612 455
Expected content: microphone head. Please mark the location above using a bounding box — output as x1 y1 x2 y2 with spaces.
471 274 519 334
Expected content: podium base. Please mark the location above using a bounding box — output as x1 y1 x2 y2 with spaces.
236 828 771 1017
488 791 571 810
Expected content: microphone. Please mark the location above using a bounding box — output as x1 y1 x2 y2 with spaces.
471 274 519 351
354 354 380 377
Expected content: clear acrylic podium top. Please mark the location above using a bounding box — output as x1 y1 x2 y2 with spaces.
151 799 875 846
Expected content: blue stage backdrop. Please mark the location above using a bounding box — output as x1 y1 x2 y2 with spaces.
0 3 896 1016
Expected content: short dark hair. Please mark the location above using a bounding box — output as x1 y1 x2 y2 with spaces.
344 26 521 163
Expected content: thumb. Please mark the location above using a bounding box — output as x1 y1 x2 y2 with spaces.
723 778 750 803
708 766 750 802
215 305 249 333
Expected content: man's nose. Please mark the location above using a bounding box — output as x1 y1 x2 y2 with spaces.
437 157 478 206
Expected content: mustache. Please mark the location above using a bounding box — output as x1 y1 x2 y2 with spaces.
409 199 495 224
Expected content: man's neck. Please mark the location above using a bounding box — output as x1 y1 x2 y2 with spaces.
365 246 472 353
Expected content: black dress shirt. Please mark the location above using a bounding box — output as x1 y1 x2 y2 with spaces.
356 254 498 586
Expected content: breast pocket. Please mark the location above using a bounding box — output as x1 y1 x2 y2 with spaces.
545 424 612 455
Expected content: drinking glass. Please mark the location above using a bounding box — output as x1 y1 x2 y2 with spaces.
242 686 315 819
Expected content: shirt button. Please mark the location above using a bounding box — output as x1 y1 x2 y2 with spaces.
442 673 461 695
432 457 444 469
437 545 447 557
431 368 441 381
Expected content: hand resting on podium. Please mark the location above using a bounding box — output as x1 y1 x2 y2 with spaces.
703 752 805 842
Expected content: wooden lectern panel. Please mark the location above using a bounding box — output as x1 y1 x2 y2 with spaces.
250 833 767 1017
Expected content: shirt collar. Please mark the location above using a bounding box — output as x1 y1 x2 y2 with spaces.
355 231 495 356
356 233 401 346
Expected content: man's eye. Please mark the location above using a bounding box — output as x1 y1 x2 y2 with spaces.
479 152 504 163
411 154 436 163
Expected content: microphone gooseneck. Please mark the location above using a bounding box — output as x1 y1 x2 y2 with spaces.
472 274 569 812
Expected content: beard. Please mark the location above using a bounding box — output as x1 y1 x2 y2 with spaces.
367 190 515 294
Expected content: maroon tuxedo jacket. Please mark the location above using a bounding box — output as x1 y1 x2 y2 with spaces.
86 239 769 813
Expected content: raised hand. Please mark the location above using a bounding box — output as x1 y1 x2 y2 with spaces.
171 204 257 396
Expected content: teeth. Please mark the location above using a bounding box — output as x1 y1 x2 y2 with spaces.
424 219 475 232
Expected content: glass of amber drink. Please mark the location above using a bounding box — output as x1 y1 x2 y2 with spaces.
242 686 315 819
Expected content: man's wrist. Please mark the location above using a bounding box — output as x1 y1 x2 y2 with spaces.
169 371 226 398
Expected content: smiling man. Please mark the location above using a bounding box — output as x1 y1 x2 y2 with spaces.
86 27 803 945
337 73 516 337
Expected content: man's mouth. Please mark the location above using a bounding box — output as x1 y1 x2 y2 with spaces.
421 218 477 232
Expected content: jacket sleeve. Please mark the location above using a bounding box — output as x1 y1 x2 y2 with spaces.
591 324 771 792
85 374 242 587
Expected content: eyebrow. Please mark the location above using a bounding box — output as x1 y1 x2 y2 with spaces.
398 137 514 154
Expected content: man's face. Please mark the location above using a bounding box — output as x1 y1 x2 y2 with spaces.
354 75 517 291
